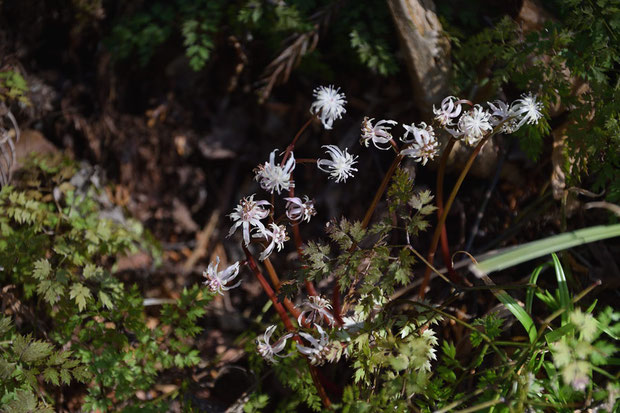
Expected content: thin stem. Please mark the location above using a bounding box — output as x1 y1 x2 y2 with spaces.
361 154 404 229
406 299 509 363
287 185 319 298
295 158 318 164
264 257 303 320
309 362 332 409
453 397 505 413
333 154 404 323
436 138 460 283
243 246 332 408
263 257 281 289
419 136 490 299
243 245 295 331
282 116 314 165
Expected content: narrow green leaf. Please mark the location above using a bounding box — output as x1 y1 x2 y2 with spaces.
544 323 575 345
493 290 537 343
526 263 549 314
471 224 620 275
551 253 572 324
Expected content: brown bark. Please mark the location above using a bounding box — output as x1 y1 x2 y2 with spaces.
386 0 451 115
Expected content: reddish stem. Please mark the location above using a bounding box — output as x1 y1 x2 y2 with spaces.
287 186 320 298
419 136 489 299
244 246 332 408
282 116 314 165
244 245 296 331
435 139 460 283
263 258 303 320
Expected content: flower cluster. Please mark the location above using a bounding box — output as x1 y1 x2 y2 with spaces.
358 93 544 164
217 86 544 376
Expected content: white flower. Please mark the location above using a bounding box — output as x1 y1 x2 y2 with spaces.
310 85 347 130
511 93 543 129
256 325 293 364
283 196 316 223
298 296 335 326
360 117 398 150
400 122 439 165
254 222 289 261
457 105 493 146
203 257 242 295
433 96 463 127
254 149 295 194
297 325 331 365
229 195 271 246
487 100 519 133
317 145 358 183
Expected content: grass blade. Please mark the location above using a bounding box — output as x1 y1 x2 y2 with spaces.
526 263 549 314
494 289 538 343
551 253 571 324
470 224 620 276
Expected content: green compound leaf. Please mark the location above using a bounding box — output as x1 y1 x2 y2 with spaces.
69 283 92 312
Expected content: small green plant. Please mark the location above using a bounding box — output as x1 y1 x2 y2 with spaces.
106 0 399 78
0 316 90 412
0 70 29 106
0 154 213 411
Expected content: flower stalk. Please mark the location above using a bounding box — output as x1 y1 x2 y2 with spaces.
419 134 491 299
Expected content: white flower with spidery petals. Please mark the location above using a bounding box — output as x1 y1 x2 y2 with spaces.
400 122 439 165
298 296 335 326
297 325 331 365
511 93 543 130
360 117 398 150
228 195 271 246
317 145 358 183
310 85 347 130
254 149 295 194
457 105 493 146
283 196 316 223
256 325 293 364
203 257 242 295
433 96 463 127
487 100 519 134
254 222 289 261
